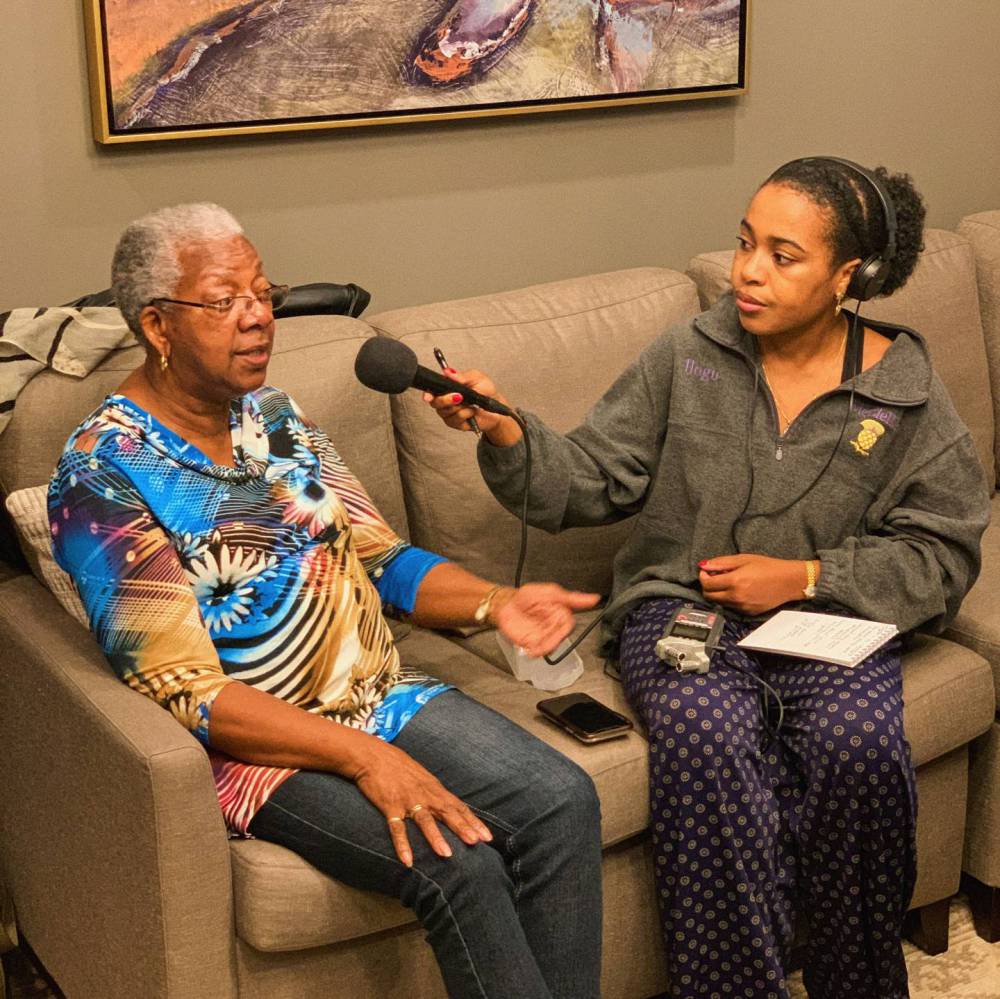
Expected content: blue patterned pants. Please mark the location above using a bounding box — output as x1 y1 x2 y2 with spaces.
620 598 916 999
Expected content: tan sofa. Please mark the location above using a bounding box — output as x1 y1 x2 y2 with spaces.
950 211 1000 940
0 222 997 997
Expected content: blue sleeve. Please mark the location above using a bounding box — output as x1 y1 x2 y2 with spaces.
373 545 448 614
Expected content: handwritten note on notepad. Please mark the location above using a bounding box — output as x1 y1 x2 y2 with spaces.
737 611 899 668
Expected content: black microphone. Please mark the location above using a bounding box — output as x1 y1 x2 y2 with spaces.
354 337 514 416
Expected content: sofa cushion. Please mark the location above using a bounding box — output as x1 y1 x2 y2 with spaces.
958 211 1000 486
230 620 991 952
0 315 411 539
687 229 996 489
450 614 648 849
232 624 647 953
368 268 702 594
3 485 87 625
946 493 1000 700
456 623 993 771
685 250 737 312
230 838 415 954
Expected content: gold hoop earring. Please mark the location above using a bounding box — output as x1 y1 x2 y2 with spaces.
835 291 845 316
159 353 169 373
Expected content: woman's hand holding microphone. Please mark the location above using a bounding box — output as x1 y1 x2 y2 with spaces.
423 368 523 447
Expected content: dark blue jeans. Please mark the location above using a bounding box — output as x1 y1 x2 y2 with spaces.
248 690 603 999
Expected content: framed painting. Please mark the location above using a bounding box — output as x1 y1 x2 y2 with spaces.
83 0 749 144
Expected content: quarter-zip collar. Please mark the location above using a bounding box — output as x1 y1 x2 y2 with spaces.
693 292 932 408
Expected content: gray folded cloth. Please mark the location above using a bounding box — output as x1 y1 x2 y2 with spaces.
0 307 136 437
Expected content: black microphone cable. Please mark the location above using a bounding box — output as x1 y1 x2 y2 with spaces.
499 407 610 666
732 305 863 546
723 304 865 745
510 410 531 590
510 415 719 678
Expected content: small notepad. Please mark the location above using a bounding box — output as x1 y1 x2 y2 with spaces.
737 610 898 668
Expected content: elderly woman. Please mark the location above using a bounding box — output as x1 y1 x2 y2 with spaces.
428 158 991 998
48 204 603 999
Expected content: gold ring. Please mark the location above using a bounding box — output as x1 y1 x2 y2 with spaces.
387 816 404 824
407 804 425 818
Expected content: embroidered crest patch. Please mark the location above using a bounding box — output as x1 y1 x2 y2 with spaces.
850 418 886 457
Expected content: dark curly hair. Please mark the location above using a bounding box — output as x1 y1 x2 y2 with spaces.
763 158 926 297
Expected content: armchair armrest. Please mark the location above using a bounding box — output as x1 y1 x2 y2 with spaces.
0 576 237 999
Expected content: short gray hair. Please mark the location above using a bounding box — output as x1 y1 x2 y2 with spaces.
111 203 244 341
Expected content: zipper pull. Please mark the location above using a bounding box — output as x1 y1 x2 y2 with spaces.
775 442 783 461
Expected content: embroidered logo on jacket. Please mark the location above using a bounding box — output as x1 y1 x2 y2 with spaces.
853 404 899 429
683 358 720 382
850 419 886 457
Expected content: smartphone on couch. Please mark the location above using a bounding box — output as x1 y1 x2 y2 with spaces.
537 693 633 744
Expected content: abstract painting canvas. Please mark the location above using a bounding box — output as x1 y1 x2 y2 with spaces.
84 0 748 143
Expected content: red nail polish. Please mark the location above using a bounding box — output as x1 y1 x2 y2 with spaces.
698 560 708 568
452 394 463 404
445 367 457 375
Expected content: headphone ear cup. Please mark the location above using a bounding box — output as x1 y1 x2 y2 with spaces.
847 254 889 301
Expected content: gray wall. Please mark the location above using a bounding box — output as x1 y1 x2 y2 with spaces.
3 1 999 313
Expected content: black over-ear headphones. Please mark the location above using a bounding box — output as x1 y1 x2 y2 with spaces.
784 155 898 302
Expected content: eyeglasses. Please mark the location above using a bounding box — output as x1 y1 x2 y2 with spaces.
152 284 289 317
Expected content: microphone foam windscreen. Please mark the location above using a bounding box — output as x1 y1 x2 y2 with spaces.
354 336 418 394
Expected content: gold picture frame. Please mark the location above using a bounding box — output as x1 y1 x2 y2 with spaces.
84 0 749 145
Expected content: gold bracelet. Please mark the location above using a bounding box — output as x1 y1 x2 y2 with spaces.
473 585 504 625
804 560 817 599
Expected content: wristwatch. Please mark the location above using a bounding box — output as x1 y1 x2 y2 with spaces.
803 560 817 600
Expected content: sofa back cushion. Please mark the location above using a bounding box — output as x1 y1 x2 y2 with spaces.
0 314 410 539
368 268 702 593
687 228 996 489
958 211 1000 486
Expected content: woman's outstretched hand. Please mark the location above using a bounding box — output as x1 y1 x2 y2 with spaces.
698 554 813 616
492 583 600 658
423 368 523 446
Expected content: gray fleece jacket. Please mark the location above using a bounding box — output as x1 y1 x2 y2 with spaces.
478 293 990 645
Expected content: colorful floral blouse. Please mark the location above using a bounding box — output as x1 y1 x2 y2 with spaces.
49 388 449 834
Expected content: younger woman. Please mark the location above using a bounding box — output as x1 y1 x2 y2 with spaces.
429 158 990 998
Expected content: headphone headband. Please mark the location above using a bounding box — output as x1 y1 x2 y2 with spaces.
779 156 898 301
